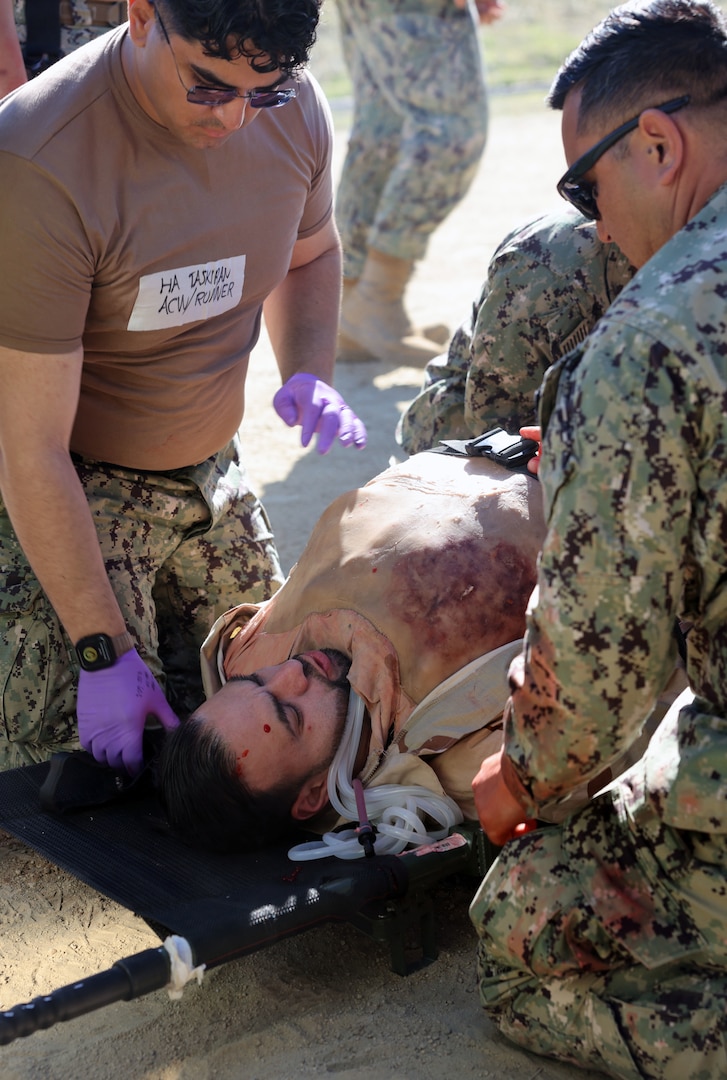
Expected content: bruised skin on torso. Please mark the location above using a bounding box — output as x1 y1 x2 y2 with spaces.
263 453 546 704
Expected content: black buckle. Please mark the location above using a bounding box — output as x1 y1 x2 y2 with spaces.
464 427 539 469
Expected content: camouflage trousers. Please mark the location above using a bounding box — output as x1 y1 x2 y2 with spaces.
335 0 488 279
470 782 727 1079
0 436 283 769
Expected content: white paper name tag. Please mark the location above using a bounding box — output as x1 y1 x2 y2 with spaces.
127 255 246 331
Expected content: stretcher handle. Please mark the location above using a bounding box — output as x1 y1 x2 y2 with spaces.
0 946 171 1046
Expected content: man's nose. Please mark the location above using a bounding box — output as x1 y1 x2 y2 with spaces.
264 659 307 694
210 97 247 131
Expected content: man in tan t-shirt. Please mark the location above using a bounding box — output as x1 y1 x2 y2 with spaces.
0 0 365 775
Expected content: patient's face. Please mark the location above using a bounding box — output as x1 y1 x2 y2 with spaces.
192 649 351 800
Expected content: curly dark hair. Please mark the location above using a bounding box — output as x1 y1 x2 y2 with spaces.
158 0 320 75
548 0 727 128
156 715 306 852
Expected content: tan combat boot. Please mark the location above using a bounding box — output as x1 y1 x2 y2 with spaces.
338 250 448 366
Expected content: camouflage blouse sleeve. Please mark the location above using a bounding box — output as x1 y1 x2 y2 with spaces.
464 209 633 434
397 207 634 454
503 313 704 807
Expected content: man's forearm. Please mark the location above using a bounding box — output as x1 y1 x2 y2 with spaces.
0 0 27 98
1 452 127 643
263 236 342 384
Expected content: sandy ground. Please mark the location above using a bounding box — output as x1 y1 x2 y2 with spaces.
0 97 588 1080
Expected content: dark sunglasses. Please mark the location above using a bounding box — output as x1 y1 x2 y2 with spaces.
156 8 296 109
556 95 690 221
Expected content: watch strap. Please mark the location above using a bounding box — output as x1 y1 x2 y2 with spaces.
110 631 135 659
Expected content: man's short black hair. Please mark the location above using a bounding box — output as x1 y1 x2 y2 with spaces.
548 0 727 128
159 0 320 76
157 716 304 852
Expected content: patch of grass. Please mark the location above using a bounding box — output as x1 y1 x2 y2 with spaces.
482 23 579 91
482 0 616 90
309 0 616 103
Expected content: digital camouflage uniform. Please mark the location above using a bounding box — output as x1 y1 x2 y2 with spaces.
0 435 283 769
397 205 635 454
470 184 727 1077
334 0 488 280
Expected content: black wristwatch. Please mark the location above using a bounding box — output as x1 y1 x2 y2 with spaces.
75 631 135 672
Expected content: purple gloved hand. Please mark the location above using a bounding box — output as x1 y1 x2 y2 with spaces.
77 648 180 777
273 373 367 454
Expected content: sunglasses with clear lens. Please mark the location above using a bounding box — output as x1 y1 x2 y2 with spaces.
556 95 690 221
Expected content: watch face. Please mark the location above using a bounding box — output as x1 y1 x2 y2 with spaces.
76 634 115 671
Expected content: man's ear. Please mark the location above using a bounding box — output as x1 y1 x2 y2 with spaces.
127 0 157 46
638 108 684 186
291 770 330 821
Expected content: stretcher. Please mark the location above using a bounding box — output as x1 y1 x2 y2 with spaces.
0 753 496 1046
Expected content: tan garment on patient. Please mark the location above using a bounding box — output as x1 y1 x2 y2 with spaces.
201 452 547 816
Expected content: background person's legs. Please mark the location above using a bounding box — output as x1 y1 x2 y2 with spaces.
335 0 401 284
336 0 488 364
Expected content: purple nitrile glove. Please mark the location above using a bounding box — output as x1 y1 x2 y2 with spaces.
273 373 367 454
77 648 180 777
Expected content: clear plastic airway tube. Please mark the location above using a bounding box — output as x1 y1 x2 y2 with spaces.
288 690 463 861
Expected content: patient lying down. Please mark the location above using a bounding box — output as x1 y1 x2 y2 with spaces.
158 450 547 853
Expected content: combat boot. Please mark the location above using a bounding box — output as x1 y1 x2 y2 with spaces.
338 251 447 366
341 278 450 348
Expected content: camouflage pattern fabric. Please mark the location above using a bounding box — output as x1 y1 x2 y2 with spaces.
470 184 727 1074
397 205 635 454
334 0 488 280
470 709 727 1078
0 435 283 769
14 0 122 56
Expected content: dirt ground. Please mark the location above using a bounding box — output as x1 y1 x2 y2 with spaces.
0 97 588 1080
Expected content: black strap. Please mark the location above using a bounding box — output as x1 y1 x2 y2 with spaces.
39 752 142 814
427 427 539 476
38 729 166 814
